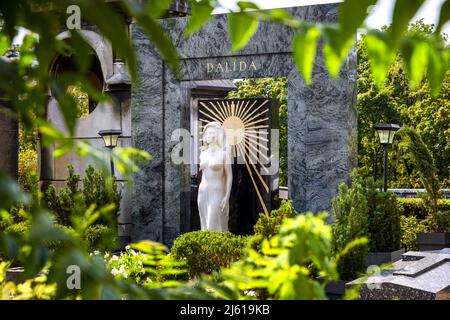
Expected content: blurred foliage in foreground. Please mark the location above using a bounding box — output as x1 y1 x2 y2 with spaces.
0 198 365 299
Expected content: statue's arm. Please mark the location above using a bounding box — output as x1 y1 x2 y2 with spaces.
220 148 233 213
224 161 232 200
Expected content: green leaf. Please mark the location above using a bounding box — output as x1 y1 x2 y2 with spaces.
339 0 377 40
49 78 78 136
436 0 450 34
47 250 90 299
364 30 396 87
322 26 355 78
184 1 214 36
400 37 429 90
74 0 137 82
427 44 449 96
131 240 168 254
0 235 20 260
266 9 300 28
237 1 259 10
113 146 152 179
0 34 10 56
293 27 321 85
391 0 425 47
0 173 30 209
53 140 75 158
323 41 353 79
22 245 50 279
146 0 173 19
19 33 36 52
67 30 93 73
37 120 66 147
228 12 259 53
133 14 180 74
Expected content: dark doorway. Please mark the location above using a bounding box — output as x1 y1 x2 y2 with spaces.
195 97 277 236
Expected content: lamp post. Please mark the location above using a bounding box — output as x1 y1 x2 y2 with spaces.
98 129 122 176
373 123 400 192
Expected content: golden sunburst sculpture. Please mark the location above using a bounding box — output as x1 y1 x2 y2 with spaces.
198 98 271 215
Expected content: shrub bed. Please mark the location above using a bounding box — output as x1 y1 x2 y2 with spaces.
400 215 427 251
170 231 247 278
397 198 450 219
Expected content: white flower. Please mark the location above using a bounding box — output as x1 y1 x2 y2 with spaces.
131 250 137 256
112 255 119 261
94 250 100 255
123 272 128 279
244 290 257 297
125 245 131 250
138 260 143 266
104 253 110 259
111 267 119 276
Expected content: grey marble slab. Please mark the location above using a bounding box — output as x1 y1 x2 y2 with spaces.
349 251 450 300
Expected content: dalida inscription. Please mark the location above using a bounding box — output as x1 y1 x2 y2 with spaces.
207 60 258 73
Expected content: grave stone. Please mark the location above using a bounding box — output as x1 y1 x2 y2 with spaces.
348 249 450 300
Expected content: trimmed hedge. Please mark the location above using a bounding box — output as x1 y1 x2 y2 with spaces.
4 221 116 252
170 231 248 278
83 224 118 252
4 222 76 251
397 198 450 219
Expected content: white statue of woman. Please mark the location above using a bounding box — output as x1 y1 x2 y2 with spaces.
197 121 233 232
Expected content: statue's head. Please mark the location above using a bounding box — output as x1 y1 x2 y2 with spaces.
202 121 226 150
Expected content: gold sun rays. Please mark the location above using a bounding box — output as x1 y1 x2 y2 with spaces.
199 99 271 215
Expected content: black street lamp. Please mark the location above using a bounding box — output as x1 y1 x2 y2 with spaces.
98 129 122 176
373 123 400 192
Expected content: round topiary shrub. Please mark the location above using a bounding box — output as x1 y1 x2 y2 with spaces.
83 224 117 252
170 231 247 278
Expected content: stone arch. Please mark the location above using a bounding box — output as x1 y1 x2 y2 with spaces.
55 29 114 80
41 28 132 247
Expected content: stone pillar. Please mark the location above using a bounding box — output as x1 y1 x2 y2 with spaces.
0 95 19 180
130 26 165 243
105 59 132 249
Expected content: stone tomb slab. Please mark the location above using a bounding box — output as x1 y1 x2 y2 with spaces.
348 250 450 300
